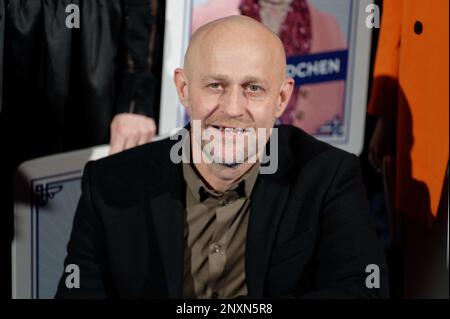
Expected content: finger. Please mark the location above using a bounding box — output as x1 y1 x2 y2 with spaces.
148 127 156 141
138 133 150 146
109 125 117 147
110 135 127 155
141 123 156 143
123 135 138 151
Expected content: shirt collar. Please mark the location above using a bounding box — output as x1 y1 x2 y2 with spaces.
181 135 260 202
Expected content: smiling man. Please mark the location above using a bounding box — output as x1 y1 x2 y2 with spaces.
56 16 389 299
174 15 293 191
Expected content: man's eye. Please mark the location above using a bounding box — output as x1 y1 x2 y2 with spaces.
247 85 262 92
209 83 221 89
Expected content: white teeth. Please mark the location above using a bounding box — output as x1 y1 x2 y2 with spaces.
214 126 246 133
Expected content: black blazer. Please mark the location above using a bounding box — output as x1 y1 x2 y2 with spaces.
56 125 389 298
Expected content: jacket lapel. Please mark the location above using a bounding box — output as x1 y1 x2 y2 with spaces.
148 161 185 298
245 177 290 297
245 128 294 297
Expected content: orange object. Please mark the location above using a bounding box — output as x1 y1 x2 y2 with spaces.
368 0 449 224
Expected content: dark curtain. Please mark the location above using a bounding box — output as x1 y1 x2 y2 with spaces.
0 0 165 162
0 0 165 298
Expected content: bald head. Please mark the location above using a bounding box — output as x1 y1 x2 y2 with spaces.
184 15 287 83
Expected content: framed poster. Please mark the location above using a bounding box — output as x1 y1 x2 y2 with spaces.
159 0 373 154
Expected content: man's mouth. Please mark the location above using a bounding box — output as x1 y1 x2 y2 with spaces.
208 125 249 134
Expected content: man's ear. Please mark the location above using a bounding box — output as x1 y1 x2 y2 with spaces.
275 77 295 118
173 68 191 113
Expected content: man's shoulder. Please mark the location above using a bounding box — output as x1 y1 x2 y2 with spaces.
277 124 350 165
84 136 179 192
92 136 175 171
275 124 360 192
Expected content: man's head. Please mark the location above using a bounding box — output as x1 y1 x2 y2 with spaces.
174 15 294 182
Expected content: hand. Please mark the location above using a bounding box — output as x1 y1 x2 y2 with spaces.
368 117 395 173
109 113 157 154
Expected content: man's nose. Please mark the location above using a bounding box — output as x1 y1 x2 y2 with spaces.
221 86 246 117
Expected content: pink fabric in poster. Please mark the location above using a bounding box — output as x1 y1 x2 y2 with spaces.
192 0 346 135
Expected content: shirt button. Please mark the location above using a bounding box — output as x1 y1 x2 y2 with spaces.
219 198 228 206
414 21 423 34
211 243 222 253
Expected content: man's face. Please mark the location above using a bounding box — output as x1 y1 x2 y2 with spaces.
177 33 290 167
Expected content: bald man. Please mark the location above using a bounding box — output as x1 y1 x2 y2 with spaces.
56 16 388 299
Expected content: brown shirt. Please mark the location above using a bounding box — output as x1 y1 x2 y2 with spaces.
182 161 260 299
